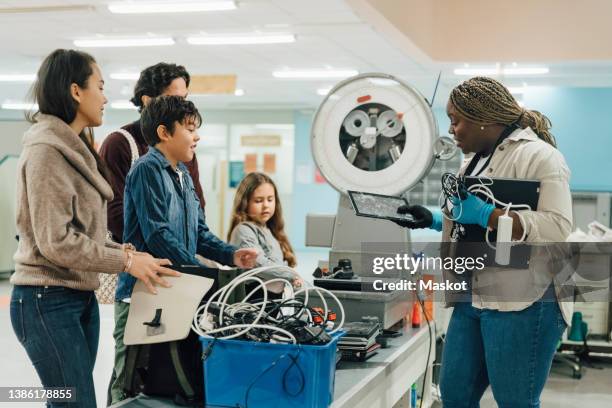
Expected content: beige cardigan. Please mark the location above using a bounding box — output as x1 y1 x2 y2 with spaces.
442 127 574 324
11 114 126 291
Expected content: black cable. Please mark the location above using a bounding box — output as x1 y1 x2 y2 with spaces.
201 338 216 362
210 297 332 345
441 172 467 203
416 295 432 408
282 348 305 397
243 348 305 408
267 299 308 322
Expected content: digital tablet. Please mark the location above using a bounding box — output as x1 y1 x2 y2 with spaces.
347 190 414 223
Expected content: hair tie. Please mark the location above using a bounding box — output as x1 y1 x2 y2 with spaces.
515 109 526 125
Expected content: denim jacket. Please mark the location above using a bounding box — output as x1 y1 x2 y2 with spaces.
116 147 235 301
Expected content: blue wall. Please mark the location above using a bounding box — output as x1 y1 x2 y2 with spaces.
433 89 612 192
290 110 338 250
523 87 612 192
434 107 450 137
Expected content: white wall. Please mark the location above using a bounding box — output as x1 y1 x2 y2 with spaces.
0 120 29 158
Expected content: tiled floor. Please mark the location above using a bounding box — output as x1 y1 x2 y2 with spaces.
1 252 611 407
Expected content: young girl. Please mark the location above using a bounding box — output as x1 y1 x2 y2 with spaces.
228 172 302 290
10 49 178 407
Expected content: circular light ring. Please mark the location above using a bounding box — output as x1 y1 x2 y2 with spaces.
343 109 370 137
311 73 438 196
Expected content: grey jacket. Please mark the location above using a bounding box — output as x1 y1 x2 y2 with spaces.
229 222 294 282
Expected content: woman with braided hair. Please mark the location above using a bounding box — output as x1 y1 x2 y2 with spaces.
396 77 572 407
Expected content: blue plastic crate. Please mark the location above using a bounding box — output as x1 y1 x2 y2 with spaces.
200 331 343 408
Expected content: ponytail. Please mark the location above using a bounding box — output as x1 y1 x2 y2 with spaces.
517 109 556 147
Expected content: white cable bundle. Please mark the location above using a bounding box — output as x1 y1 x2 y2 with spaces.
440 175 531 245
192 265 345 344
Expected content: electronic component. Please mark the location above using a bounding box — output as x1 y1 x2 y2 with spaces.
495 208 513 265
311 73 438 196
341 343 381 362
347 190 414 223
440 173 540 268
337 320 382 362
343 109 370 137
376 109 404 137
192 265 345 346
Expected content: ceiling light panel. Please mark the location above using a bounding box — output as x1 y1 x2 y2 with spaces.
503 67 549 75
110 72 140 80
273 69 358 79
453 67 498 76
2 101 38 110
187 34 295 45
108 1 236 14
454 66 549 76
74 37 175 48
110 100 137 110
0 74 36 82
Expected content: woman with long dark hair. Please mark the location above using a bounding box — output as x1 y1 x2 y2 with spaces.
10 49 179 407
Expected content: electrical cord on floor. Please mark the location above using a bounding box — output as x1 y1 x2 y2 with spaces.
416 295 432 408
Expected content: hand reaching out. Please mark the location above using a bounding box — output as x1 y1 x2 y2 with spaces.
234 248 258 268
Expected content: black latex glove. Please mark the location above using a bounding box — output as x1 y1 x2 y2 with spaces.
394 204 433 229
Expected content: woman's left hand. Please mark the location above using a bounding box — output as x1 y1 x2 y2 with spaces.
451 193 496 228
234 248 258 268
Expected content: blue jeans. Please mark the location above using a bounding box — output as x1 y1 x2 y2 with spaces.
10 285 100 407
440 289 567 408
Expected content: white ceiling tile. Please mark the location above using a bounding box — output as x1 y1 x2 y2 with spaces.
2 0 604 110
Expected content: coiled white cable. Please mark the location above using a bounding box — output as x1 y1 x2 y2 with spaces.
296 285 345 334
192 265 344 342
440 175 531 246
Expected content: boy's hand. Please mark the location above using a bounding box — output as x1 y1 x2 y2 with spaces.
234 248 258 268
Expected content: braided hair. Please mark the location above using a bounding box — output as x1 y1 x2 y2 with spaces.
450 77 556 147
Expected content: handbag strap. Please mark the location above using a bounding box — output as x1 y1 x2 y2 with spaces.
116 128 139 167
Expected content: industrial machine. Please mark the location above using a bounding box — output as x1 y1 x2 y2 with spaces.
306 73 456 328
